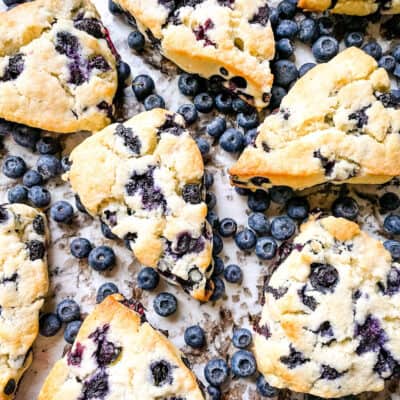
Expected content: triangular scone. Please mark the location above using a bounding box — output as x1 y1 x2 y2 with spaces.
298 0 400 15
64 109 214 301
0 0 117 133
230 47 400 191
114 0 274 109
255 216 400 398
0 204 49 400
38 294 205 400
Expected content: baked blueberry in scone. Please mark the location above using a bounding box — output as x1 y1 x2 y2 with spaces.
64 109 214 301
0 0 118 133
0 204 49 400
230 47 400 191
38 294 205 400
298 0 400 15
255 216 400 398
113 0 275 109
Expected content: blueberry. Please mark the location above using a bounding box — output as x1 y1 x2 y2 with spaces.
384 214 400 235
379 55 396 72
276 20 298 39
194 93 214 113
232 328 252 349
206 117 225 138
108 0 122 14
117 61 131 84
132 74 155 101
256 236 278 260
153 292 177 317
232 97 252 114
344 31 364 48
56 299 80 323
207 211 219 229
177 103 198 125
11 125 40 150
36 137 61 155
215 93 233 113
212 257 224 277
212 234 223 256
70 237 92 259
204 358 229 386
394 63 400 79
8 185 28 204
298 18 317 43
218 217 237 237
224 264 242 284
178 73 201 97
196 137 210 157
271 216 296 240
317 16 335 36
248 190 270 212
256 375 278 397
64 320 82 344
393 45 400 62
380 192 400 212
231 350 256 377
269 85 287 109
137 267 160 290
204 170 214 189
287 197 309 220
219 128 244 153
23 170 43 188
206 191 217 210
272 60 298 87
384 240 400 260
312 36 339 63
75 195 87 214
144 94 165 110
184 325 205 348
332 197 359 220
210 276 225 301
237 112 259 130
207 386 221 400
50 200 74 223
128 30 145 51
269 7 280 28
299 62 316 77
28 186 51 207
278 0 297 19
270 186 294 204
362 42 382 60
96 282 119 303
88 246 116 271
248 212 270 235
2 155 26 179
37 154 61 179
39 313 62 337
276 38 294 58
235 229 257 250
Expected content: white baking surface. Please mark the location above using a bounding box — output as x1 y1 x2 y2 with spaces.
0 1 397 399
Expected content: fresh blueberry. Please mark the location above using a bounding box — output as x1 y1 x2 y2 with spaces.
28 186 51 208
108 0 122 14
204 170 214 189
255 236 278 260
210 276 225 301
88 246 116 271
231 350 256 377
70 237 92 259
194 93 214 113
232 97 252 114
218 217 237 237
256 375 278 397
212 257 224 277
384 240 400 260
270 186 294 204
184 325 205 348
206 191 217 210
379 55 396 72
8 184 28 204
204 358 229 386
137 267 160 290
207 211 219 229
215 93 233 114
117 61 131 84
276 38 294 58
269 85 287 109
272 60 298 87
362 41 382 60
235 229 257 250
36 137 61 155
224 264 242 284
380 192 400 212
22 170 43 188
177 103 198 125
219 128 244 153
393 45 400 62
39 313 62 337
207 386 221 400
128 30 145 51
332 197 359 220
317 16 335 36
50 201 74 223
101 221 118 240
248 190 270 212
312 36 339 63
298 18 317 43
344 31 364 48
384 214 400 235
178 73 201 97
56 299 80 323
96 283 119 305
132 74 155 101
271 216 296 240
10 125 40 150
75 195 87 214
278 0 297 18
37 155 61 179
299 63 316 77
269 7 280 28
144 94 165 110
196 137 210 157
153 292 177 317
287 197 309 220
248 212 270 235
207 117 226 138
232 328 252 349
237 112 259 130
212 234 223 256
64 320 82 344
276 20 298 39
2 155 26 179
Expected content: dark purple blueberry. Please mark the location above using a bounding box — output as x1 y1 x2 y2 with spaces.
178 73 201 97
0 207 9 224
74 18 105 38
95 338 121 366
182 183 202 204
332 197 359 221
315 321 334 338
320 365 343 380
235 228 256 251
115 124 141 154
80 369 109 400
207 117 226 138
356 315 387 354
384 240 400 260
150 360 173 386
379 55 396 72
0 53 24 81
280 346 310 369
128 30 145 51
313 150 335 176
219 128 244 152
287 197 309 220
299 63 316 77
384 214 400 235
207 385 221 400
26 240 45 261
248 190 270 212
177 103 198 125
270 216 296 241
276 19 298 39
67 342 85 366
270 186 293 205
256 236 277 260
265 285 288 300
88 55 110 72
349 105 370 129
108 0 123 14
117 61 131 85
237 112 259 130
298 18 317 43
298 286 317 311
11 124 40 150
309 263 338 294
64 320 82 344
379 192 400 212
276 38 294 58
210 276 225 301
196 137 210 157
37 154 61 179
256 375 277 397
232 328 252 349
33 215 45 235
194 92 214 113
57 299 80 323
132 74 155 101
218 217 237 237
3 379 16 396
28 186 51 208
344 31 364 48
55 32 79 57
383 267 400 295
193 18 216 47
23 170 43 188
70 237 92 259
173 232 205 255
39 313 62 337
224 264 242 283
374 348 399 378
250 5 270 26
272 60 298 87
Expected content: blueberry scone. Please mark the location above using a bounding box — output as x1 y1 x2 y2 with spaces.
230 47 400 191
64 109 214 301
255 216 400 398
39 294 205 400
0 0 118 133
298 0 400 15
0 204 49 400
114 0 275 109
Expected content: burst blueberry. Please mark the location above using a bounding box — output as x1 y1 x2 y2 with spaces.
70 237 92 259
88 246 116 271
153 292 178 317
137 267 160 290
56 299 81 323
